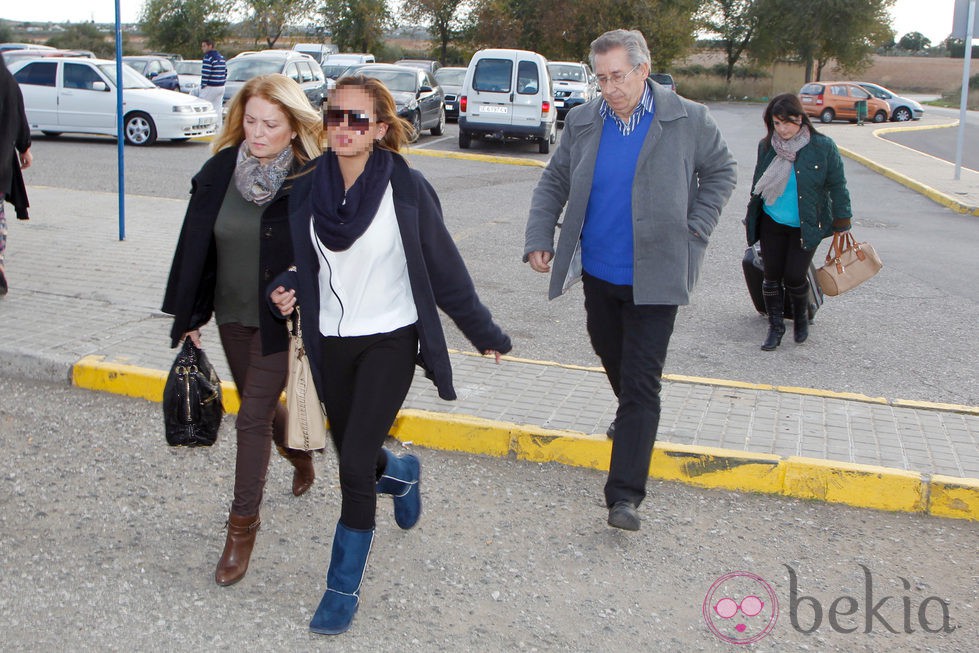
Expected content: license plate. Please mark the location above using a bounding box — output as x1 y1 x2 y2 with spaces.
480 105 508 114
444 102 454 109
195 121 213 128
801 97 812 103
554 100 564 107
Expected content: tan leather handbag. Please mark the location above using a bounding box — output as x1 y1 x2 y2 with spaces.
285 307 327 451
815 231 883 296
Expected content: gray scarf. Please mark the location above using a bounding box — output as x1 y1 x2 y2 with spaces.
753 126 811 206
233 142 294 206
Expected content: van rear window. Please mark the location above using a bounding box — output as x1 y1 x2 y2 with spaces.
516 60 540 95
473 59 512 93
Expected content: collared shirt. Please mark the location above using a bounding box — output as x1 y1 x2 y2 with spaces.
599 82 654 136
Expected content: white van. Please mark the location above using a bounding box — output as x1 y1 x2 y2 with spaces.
458 48 557 153
292 43 338 65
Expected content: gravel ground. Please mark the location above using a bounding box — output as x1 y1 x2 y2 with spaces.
0 376 976 651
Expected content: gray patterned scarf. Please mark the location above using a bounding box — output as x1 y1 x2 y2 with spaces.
753 126 811 206
233 142 294 206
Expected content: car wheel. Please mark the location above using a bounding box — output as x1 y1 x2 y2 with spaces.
459 130 471 149
872 110 887 123
892 107 912 122
430 107 445 136
41 131 62 138
819 108 835 124
408 111 421 143
538 136 550 154
124 112 158 146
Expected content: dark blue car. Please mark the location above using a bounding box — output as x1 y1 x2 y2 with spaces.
123 55 181 92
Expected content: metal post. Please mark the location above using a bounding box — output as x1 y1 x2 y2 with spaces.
954 0 976 181
115 0 126 240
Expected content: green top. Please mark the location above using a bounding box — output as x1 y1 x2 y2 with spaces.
213 183 262 327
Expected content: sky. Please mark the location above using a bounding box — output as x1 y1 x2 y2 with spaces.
2 0 966 48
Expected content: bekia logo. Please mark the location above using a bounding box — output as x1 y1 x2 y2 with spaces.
702 571 780 644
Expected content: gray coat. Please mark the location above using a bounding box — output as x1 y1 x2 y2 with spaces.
524 80 737 305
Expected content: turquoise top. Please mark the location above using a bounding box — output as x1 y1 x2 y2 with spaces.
765 169 801 227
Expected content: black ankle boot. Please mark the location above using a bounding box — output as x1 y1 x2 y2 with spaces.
761 280 785 351
786 282 810 344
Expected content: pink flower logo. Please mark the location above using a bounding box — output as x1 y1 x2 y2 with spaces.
703 571 779 644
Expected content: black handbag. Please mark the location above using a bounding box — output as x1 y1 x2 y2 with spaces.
163 339 224 446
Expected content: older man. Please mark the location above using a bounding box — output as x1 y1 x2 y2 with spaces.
524 29 737 531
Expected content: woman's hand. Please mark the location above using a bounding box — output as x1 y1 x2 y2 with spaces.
19 148 32 170
183 329 202 348
483 350 504 364
527 250 552 273
270 286 296 316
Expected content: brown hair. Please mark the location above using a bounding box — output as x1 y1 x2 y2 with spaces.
330 75 412 153
762 93 818 145
211 74 324 164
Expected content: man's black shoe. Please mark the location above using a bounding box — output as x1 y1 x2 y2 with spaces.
607 500 640 531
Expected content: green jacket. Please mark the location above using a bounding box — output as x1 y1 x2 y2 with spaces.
747 130 851 251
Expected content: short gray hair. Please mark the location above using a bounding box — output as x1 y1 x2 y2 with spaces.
589 29 650 70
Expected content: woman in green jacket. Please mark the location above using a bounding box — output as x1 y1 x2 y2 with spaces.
746 93 852 350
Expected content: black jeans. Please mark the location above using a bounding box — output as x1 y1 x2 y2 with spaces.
582 273 678 508
319 324 418 530
759 213 817 287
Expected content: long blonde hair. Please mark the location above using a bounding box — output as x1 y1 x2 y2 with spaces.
331 76 412 153
212 74 323 164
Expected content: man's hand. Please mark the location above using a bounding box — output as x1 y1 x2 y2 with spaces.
528 250 553 273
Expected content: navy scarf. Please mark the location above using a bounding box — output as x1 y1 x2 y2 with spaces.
310 148 394 251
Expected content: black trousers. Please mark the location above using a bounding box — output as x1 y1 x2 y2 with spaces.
759 213 817 287
582 273 678 508
319 324 418 530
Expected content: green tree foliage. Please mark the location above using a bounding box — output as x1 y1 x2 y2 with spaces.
750 0 895 82
45 23 116 58
318 0 391 54
897 31 931 52
399 0 468 64
0 22 13 44
700 0 759 83
465 0 699 68
139 0 232 59
245 0 315 49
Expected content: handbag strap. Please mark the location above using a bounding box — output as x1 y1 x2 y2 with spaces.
286 306 303 340
824 231 856 264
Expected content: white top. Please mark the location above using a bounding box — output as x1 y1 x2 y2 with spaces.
312 183 418 337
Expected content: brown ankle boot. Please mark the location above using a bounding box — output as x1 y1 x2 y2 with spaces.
283 448 315 497
215 512 260 586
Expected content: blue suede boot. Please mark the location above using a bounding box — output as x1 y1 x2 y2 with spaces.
376 449 421 529
308 522 374 635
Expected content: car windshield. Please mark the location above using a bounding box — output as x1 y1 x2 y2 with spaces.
226 59 282 82
435 68 466 86
547 64 585 82
177 61 202 75
359 70 416 93
98 63 156 89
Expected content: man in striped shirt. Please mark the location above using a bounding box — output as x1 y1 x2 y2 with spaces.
200 38 227 132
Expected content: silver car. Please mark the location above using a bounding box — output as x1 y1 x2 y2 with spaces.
547 61 598 120
857 82 924 122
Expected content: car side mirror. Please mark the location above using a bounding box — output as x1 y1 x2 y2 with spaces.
147 71 158 79
419 84 433 93
93 81 108 92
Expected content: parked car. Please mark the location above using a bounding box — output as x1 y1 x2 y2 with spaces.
458 48 557 154
546 61 598 120
0 43 56 52
224 50 330 109
394 59 442 74
292 43 337 65
2 48 93 67
856 82 924 122
341 64 445 142
321 53 376 80
434 66 466 121
123 55 180 92
10 57 217 145
175 59 203 95
650 72 676 92
799 81 889 124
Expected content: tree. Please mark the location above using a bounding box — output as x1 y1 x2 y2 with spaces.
700 0 760 83
139 0 232 60
45 22 115 58
898 31 931 52
318 0 391 54
750 0 895 82
400 0 468 64
244 0 315 49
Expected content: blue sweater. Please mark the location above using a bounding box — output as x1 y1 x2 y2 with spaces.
581 112 654 285
201 50 227 88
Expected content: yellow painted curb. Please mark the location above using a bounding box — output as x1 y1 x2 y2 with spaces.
68 356 978 520
892 399 979 416
407 147 546 168
782 457 926 513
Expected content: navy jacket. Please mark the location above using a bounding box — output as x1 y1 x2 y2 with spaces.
273 152 511 400
162 146 294 354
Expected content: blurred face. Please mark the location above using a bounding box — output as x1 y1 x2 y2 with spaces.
593 46 649 119
325 87 387 159
242 95 295 165
772 114 803 140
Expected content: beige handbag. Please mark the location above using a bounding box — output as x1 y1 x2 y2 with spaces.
285 307 327 451
815 231 883 296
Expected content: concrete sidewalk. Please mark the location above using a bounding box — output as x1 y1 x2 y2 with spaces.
1 118 977 522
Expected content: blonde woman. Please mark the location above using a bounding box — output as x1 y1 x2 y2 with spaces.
162 74 323 586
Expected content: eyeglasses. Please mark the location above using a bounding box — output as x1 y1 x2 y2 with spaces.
324 108 371 133
595 64 641 87
714 596 765 619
